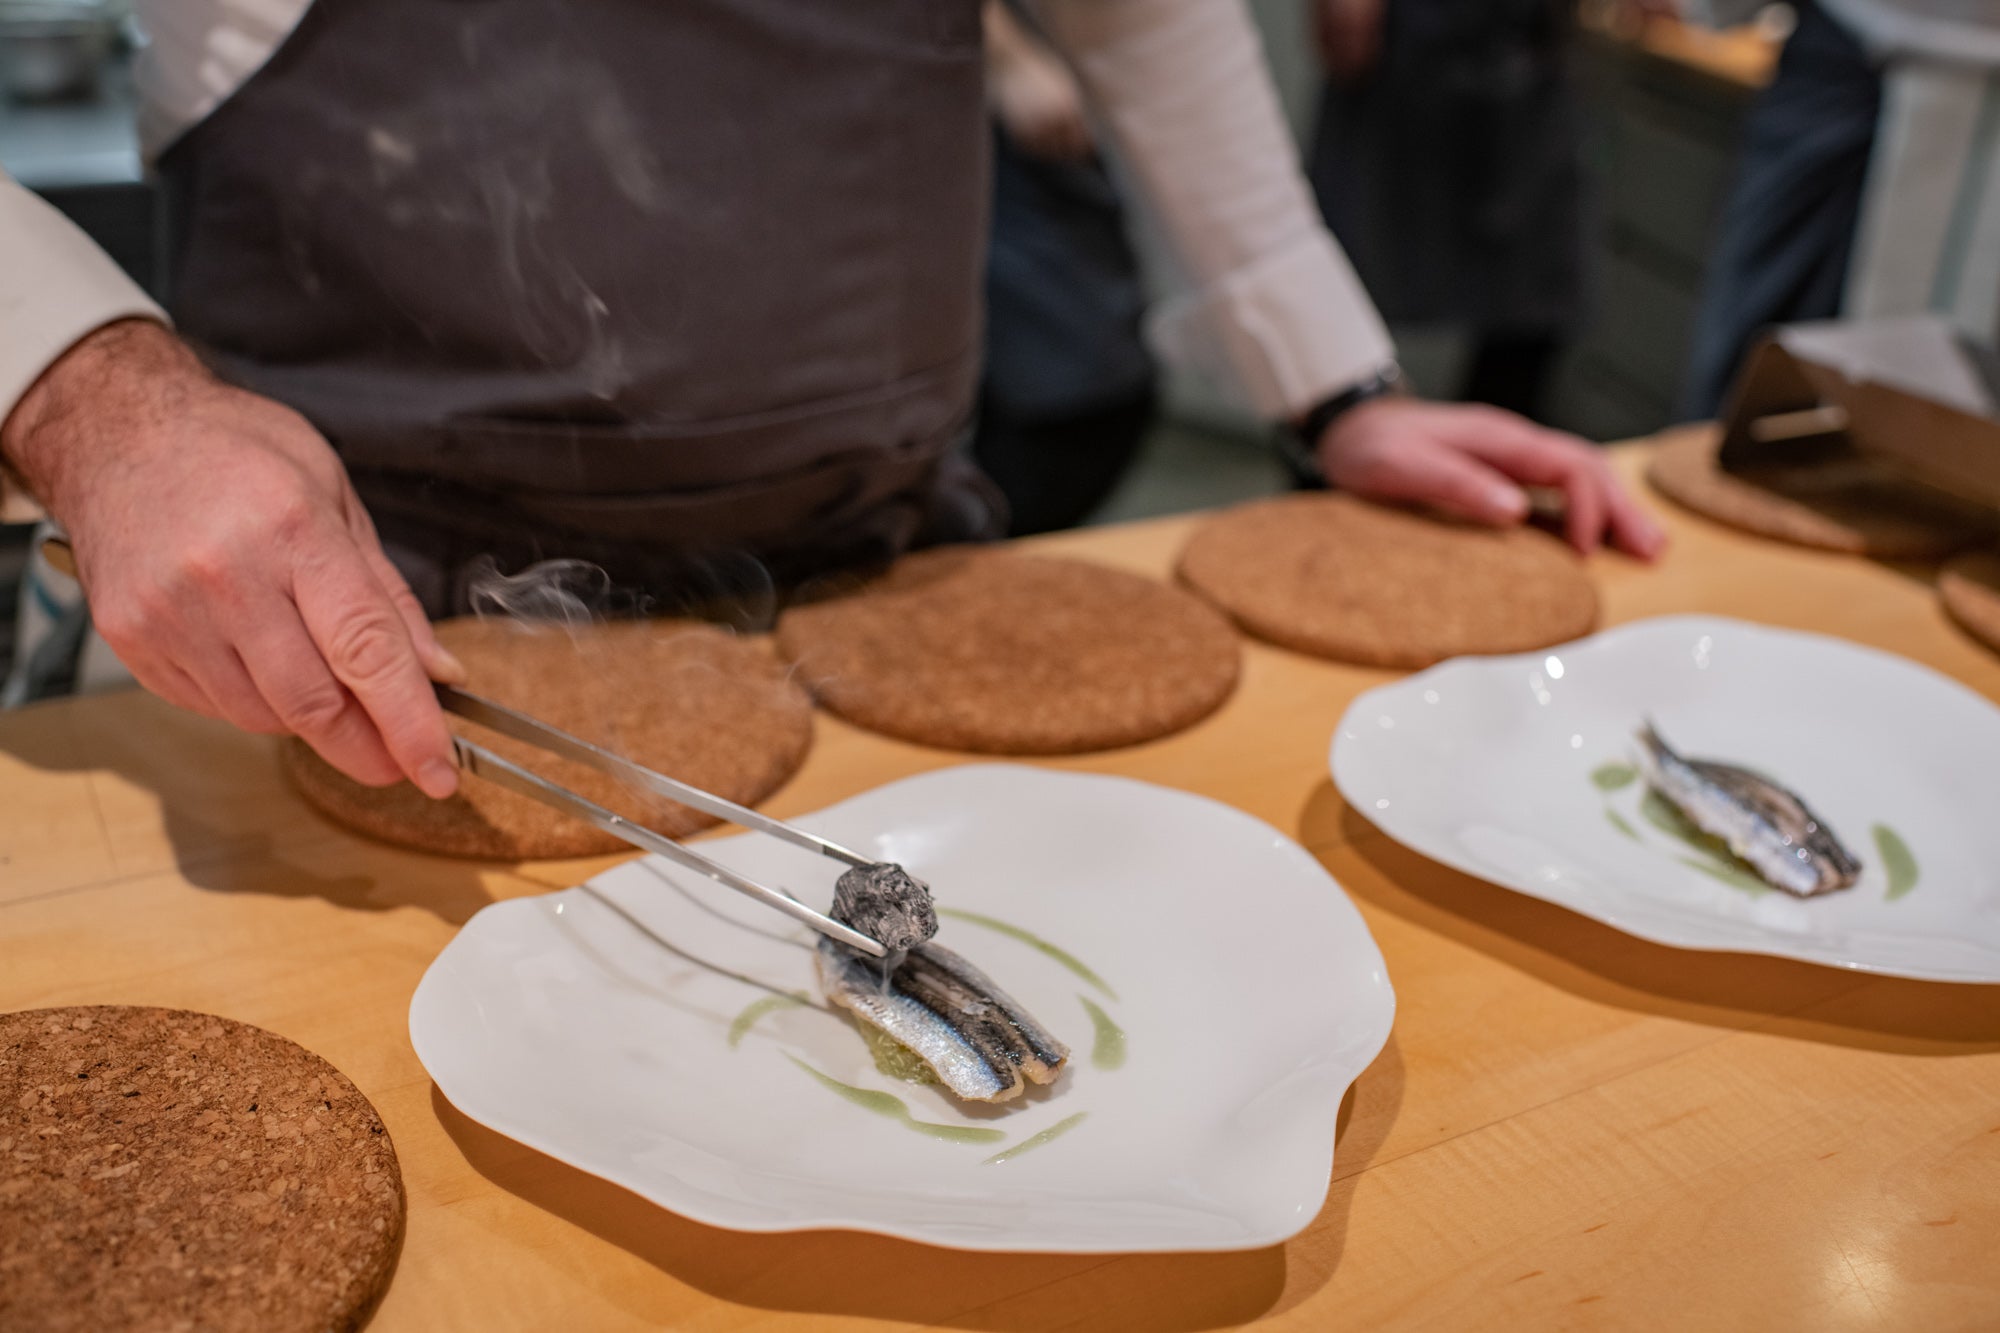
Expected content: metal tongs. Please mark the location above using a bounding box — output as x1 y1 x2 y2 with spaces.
438 685 889 958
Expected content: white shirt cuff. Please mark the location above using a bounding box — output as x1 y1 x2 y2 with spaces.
0 176 168 437
1148 229 1396 421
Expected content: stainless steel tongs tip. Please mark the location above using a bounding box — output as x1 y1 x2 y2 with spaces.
439 686 888 958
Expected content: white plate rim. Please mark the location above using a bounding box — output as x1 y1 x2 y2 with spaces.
410 763 1399 1251
1330 614 2000 984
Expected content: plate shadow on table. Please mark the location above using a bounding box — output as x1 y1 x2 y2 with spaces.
429 1060 1407 1331
0 706 498 924
1254 1034 1404 1321
1298 781 2000 1056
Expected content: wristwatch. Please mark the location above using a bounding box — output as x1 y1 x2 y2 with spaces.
1280 362 1404 487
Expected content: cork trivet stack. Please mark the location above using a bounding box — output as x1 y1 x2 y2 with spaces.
285 616 815 859
0 1006 404 1333
1177 492 1599 669
1644 423 1996 560
775 548 1242 753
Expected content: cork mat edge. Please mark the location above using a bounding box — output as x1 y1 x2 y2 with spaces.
280 618 816 861
774 549 1244 756
1 1005 406 1333
1642 422 1991 561
1174 492 1601 670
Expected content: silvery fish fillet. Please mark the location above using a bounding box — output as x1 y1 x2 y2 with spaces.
1634 722 1862 897
815 938 1070 1103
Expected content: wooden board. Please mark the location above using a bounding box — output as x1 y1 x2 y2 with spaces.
1 443 1996 1331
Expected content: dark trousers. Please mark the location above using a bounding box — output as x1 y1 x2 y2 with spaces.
1461 331 1565 421
974 126 1156 537
1679 0 1881 419
973 389 1157 537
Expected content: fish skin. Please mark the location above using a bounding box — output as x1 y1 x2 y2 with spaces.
813 938 1073 1103
898 942 1069 1085
815 939 1014 1101
1634 722 1862 897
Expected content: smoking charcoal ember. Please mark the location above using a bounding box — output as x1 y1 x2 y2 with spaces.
830 861 938 956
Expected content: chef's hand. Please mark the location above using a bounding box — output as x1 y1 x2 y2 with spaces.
0 319 467 795
1316 396 1668 559
984 0 1095 164
1314 0 1386 82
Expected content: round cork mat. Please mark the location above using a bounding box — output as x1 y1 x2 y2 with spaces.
0 1006 403 1333
1940 550 2000 655
1177 492 1598 669
1645 423 1994 560
774 548 1241 754
285 617 815 859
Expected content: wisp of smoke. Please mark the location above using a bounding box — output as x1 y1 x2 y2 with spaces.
452 550 797 842
464 556 611 633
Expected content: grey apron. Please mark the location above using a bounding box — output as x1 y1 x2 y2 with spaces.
158 0 1001 614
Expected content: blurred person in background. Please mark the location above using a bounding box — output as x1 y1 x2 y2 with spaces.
1307 0 1588 423
1682 0 2000 417
974 2 1156 536
0 0 1661 799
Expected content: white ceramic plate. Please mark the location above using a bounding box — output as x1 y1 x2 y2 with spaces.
1332 615 2000 983
410 764 1395 1251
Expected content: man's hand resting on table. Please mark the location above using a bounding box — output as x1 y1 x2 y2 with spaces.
0 319 466 796
1317 397 1668 559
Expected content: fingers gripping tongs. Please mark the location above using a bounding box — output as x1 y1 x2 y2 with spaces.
437 685 889 958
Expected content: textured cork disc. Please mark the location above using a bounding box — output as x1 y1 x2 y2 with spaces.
775 549 1241 754
1177 492 1598 669
0 1006 403 1333
285 617 814 859
1645 423 1994 559
1940 550 2000 655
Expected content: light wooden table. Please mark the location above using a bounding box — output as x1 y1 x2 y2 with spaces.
5 443 1998 1331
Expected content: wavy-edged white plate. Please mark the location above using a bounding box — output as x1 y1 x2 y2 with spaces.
1332 615 2000 983
410 764 1395 1251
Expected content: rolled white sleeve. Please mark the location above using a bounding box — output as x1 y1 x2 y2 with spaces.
0 174 167 436
1032 0 1395 419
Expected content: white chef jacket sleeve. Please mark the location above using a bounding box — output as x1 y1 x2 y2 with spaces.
0 173 168 442
1030 0 1396 420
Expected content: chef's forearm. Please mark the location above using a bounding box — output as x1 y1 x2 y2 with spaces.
1 319 199 530
0 174 169 501
1027 0 1395 418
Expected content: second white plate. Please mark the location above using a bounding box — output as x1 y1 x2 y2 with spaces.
1332 615 2000 983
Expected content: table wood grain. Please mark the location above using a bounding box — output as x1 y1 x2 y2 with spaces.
3 441 1997 1331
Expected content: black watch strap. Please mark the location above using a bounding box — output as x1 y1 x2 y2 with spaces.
1279 363 1403 487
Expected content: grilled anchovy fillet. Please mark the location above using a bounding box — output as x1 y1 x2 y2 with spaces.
894 942 1068 1086
831 861 937 957
815 938 1071 1103
1635 722 1862 897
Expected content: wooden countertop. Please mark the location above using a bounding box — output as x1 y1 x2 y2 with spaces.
1580 12 1780 92
4 441 1997 1330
